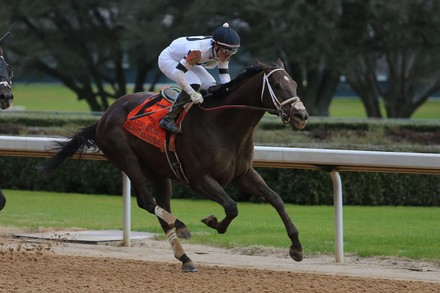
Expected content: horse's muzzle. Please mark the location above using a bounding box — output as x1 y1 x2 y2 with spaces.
0 87 13 109
290 103 308 130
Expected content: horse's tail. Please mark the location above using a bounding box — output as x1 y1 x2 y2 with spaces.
40 122 99 175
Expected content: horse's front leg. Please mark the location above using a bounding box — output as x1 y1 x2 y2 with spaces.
232 168 303 262
0 188 6 210
192 176 238 234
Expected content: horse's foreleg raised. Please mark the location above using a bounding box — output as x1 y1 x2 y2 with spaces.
193 177 238 234
233 168 303 262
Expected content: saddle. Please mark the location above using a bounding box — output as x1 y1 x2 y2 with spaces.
123 86 190 183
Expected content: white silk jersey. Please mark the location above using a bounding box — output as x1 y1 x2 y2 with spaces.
158 36 230 95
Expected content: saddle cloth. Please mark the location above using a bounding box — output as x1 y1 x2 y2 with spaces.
123 87 182 152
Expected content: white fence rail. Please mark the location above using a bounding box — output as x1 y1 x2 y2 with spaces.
1 135 439 263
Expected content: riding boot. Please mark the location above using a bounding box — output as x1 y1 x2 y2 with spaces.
159 90 191 134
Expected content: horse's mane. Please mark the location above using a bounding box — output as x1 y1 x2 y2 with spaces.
209 62 274 98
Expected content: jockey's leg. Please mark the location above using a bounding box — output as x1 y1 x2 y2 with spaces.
159 84 200 134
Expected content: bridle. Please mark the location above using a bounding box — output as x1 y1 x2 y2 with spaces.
0 56 12 90
261 67 303 124
198 67 304 122
0 32 13 91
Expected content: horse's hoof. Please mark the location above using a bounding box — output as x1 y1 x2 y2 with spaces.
201 215 218 228
176 227 191 239
289 246 303 262
182 261 198 272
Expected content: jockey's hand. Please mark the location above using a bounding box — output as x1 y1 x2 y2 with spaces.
190 91 204 104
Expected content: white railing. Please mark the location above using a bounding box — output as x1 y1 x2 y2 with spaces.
1 135 439 263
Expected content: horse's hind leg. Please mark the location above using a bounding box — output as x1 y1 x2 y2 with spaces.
97 137 196 271
125 166 196 271
148 176 195 271
232 168 303 262
149 175 191 239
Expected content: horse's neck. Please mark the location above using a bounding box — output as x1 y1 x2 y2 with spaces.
202 74 266 137
226 73 263 107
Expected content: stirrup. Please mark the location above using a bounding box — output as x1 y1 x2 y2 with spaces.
159 119 182 134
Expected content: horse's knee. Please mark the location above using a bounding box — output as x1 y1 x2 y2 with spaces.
272 197 285 210
224 201 238 218
135 197 156 214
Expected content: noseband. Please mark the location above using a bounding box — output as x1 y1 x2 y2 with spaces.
261 68 303 124
0 81 11 89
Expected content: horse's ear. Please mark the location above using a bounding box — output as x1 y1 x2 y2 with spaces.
276 58 285 69
0 47 3 57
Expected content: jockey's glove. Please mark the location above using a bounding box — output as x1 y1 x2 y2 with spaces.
190 91 204 104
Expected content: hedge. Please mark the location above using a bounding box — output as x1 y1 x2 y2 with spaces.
0 156 438 206
0 114 438 206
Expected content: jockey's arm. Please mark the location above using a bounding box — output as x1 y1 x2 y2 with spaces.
218 61 230 84
171 50 202 95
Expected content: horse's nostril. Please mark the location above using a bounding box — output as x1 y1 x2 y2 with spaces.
293 113 304 120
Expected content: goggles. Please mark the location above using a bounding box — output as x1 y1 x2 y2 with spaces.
219 46 238 56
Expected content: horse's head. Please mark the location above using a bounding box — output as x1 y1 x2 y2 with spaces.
0 55 13 110
260 59 308 129
0 32 13 110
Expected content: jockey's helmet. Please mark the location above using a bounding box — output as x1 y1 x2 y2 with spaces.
211 23 240 52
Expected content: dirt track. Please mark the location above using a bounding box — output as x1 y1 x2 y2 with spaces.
1 229 440 293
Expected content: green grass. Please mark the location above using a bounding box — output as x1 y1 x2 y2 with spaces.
11 83 90 112
1 190 439 261
9 83 440 119
330 97 440 119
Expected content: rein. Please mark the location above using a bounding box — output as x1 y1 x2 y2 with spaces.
198 103 279 115
134 66 302 120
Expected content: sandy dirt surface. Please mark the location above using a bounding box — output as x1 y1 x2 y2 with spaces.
1 228 439 293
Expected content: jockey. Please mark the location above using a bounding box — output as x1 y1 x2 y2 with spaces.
158 22 240 134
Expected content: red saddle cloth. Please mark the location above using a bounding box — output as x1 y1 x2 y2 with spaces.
123 92 176 152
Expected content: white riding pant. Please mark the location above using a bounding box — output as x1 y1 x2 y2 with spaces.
158 53 217 89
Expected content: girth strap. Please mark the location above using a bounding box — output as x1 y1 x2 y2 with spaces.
164 132 189 183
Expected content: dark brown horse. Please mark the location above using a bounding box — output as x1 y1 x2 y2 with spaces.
0 31 13 210
0 32 13 110
42 58 309 271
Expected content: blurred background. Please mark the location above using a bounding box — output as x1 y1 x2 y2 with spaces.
1 0 439 118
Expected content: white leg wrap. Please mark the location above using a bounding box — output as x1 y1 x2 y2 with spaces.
166 229 185 259
154 206 177 227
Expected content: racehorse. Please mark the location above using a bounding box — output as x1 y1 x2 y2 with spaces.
42 58 309 272
0 32 13 110
0 31 13 210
